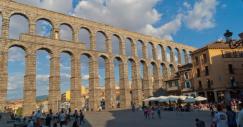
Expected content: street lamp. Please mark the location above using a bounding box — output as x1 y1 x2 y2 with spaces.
224 30 243 49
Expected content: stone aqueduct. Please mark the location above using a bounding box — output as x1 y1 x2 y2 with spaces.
0 0 196 115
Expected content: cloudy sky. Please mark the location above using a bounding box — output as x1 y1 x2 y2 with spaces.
5 0 243 100
15 0 243 47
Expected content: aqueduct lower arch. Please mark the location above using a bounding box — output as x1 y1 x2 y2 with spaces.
0 0 196 116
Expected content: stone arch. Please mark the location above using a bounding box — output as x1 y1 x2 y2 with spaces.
7 44 28 52
35 49 51 109
181 49 187 64
168 64 175 77
9 12 30 20
96 31 108 52
79 27 92 49
34 47 53 55
35 18 54 38
136 40 144 58
7 46 26 100
174 48 181 65
81 52 94 60
160 63 167 78
166 46 173 63
112 34 122 55
59 23 74 41
147 42 155 60
59 50 74 57
139 60 146 91
127 58 136 104
156 44 162 61
98 54 108 85
9 13 29 39
150 62 158 89
80 52 93 108
188 51 192 63
59 51 72 103
125 37 133 57
98 53 110 60
113 56 123 106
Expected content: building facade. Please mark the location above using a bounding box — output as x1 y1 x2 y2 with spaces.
164 63 196 96
191 41 243 103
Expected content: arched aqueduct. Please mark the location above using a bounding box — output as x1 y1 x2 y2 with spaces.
0 0 196 116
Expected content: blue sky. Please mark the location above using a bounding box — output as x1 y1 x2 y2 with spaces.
5 0 243 100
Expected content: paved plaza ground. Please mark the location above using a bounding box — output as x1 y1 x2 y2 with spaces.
0 110 212 127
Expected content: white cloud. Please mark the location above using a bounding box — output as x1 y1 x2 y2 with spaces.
141 14 183 40
183 2 191 9
8 74 24 90
82 74 89 80
15 0 72 14
36 74 49 81
14 0 218 41
8 47 25 62
185 0 218 30
74 0 161 32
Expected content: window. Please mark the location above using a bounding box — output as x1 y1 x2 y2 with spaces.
195 56 199 65
175 80 179 87
168 81 172 87
207 79 211 89
205 66 209 76
203 54 207 63
185 81 191 88
198 80 202 89
184 72 189 79
197 68 200 77
228 64 234 74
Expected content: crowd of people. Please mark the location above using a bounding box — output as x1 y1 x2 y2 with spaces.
10 108 86 127
195 102 243 127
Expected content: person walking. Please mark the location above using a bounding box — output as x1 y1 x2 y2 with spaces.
79 110 85 125
59 110 66 127
195 118 206 127
144 108 148 119
157 107 161 119
214 104 228 127
132 104 135 112
72 120 79 127
74 109 79 120
237 102 243 127
226 106 237 127
45 114 52 127
151 107 155 119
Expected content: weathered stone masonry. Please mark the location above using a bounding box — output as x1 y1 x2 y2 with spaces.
0 0 196 116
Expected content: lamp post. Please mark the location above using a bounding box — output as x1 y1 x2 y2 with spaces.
224 30 243 49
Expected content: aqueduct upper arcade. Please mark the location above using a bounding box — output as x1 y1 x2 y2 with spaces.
0 0 196 116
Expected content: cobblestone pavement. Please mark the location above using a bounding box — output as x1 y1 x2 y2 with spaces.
0 110 212 127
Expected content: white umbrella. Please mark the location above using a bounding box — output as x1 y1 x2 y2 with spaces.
167 95 179 102
178 95 187 100
157 96 168 102
144 97 157 102
195 96 207 101
184 97 196 103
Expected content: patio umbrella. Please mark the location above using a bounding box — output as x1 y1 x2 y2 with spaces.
195 96 207 101
184 97 196 103
167 95 179 102
144 97 158 102
178 95 187 100
157 96 168 102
